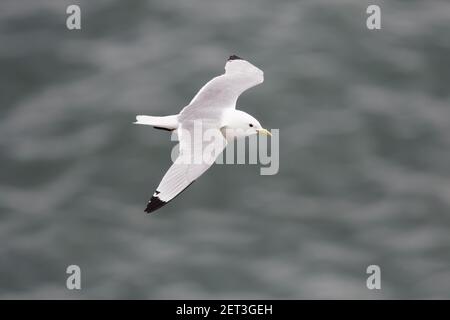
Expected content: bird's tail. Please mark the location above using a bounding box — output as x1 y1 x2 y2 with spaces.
134 115 178 131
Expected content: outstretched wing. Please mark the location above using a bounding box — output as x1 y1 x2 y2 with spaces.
145 121 227 213
179 55 264 121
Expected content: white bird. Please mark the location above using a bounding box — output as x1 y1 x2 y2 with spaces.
135 55 271 213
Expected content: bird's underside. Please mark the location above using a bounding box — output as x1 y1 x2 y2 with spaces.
136 55 264 213
145 119 227 213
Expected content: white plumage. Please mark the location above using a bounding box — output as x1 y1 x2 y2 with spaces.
135 55 270 213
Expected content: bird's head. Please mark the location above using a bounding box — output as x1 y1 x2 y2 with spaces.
222 109 271 139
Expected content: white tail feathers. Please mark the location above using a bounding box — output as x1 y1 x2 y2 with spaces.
134 115 179 130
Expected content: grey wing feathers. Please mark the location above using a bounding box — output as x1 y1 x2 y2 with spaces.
179 57 264 120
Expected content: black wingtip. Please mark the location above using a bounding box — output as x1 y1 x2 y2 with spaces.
144 195 167 214
228 54 243 61
153 126 174 132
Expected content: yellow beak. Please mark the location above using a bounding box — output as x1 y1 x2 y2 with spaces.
257 128 272 137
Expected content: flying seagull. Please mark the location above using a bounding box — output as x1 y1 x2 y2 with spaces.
135 55 271 213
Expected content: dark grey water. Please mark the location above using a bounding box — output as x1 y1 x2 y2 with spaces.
1 0 450 299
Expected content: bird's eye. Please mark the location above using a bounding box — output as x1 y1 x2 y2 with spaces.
249 124 254 127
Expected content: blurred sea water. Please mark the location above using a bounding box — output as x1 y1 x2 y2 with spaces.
1 0 450 299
